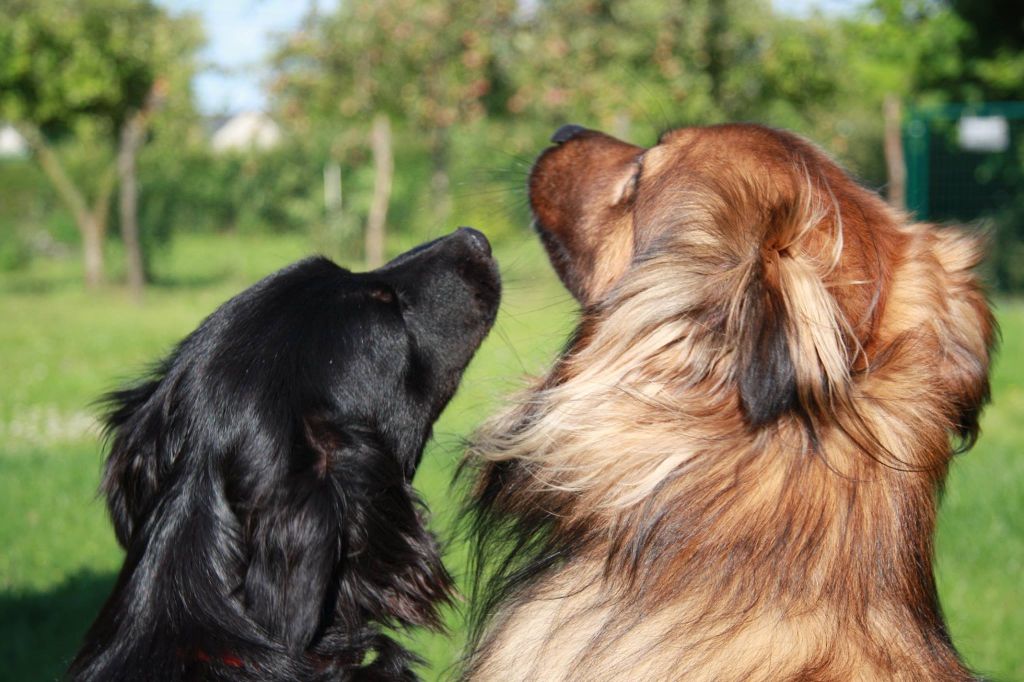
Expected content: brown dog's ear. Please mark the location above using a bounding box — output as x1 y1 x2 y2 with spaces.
732 187 852 431
929 228 997 451
736 268 799 427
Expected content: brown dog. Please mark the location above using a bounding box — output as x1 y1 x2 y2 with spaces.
463 124 995 681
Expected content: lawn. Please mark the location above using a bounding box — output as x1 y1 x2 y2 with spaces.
1 232 1020 681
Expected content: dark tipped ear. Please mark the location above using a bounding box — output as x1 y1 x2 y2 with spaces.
737 271 798 427
99 380 167 547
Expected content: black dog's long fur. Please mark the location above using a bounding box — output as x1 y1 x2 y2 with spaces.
68 229 500 681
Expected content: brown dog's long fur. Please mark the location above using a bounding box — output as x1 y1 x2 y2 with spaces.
462 124 995 681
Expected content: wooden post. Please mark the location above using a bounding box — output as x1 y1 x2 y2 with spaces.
612 111 631 140
429 127 451 228
119 112 147 302
365 113 392 269
323 159 342 257
118 79 166 301
884 94 906 211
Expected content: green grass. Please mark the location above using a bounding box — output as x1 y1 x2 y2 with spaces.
1 233 1020 681
936 298 1024 680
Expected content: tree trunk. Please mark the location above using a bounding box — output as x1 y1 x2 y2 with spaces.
429 128 451 228
16 122 112 288
884 94 906 211
322 159 343 258
91 166 117 285
81 216 105 289
612 112 632 140
119 112 148 301
365 113 393 269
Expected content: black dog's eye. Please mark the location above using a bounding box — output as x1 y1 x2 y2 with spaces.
368 287 395 304
368 286 411 316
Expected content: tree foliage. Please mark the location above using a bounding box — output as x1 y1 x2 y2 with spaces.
3 0 1023 289
0 0 173 137
0 0 201 288
273 0 514 134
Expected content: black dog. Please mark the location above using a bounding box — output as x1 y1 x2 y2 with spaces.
68 228 500 681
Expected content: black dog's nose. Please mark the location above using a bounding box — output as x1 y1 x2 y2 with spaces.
457 226 492 257
551 124 588 144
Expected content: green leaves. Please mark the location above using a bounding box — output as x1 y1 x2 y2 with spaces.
0 0 199 139
271 0 517 134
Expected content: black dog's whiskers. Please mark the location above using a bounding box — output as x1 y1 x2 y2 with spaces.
70 229 500 682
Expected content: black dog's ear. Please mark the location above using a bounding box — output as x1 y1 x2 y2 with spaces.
241 416 349 652
736 271 798 428
305 416 453 630
99 379 170 547
242 500 339 653
242 416 452 660
331 427 454 631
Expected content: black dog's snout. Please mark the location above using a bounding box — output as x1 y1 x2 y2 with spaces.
457 226 492 257
551 124 588 145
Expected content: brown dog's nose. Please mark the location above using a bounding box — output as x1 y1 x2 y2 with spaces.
551 124 588 144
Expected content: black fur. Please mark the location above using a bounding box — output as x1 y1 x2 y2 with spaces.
737 269 798 427
68 229 500 681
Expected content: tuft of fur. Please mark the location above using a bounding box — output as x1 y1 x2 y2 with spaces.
461 124 995 681
70 230 500 682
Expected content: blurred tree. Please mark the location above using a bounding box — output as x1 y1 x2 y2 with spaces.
271 0 515 261
846 0 1023 105
931 0 1023 100
118 81 165 301
835 0 1024 220
496 0 730 138
0 0 201 290
490 1 851 150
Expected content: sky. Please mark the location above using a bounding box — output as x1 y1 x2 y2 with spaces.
158 0 862 116
157 0 338 115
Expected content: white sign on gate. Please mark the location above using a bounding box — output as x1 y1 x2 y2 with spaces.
958 116 1010 153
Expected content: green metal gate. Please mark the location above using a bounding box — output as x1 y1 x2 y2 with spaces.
904 101 1024 290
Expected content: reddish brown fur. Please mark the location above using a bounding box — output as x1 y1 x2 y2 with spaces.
462 124 995 681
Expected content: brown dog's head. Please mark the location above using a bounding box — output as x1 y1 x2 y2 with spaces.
530 123 994 447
